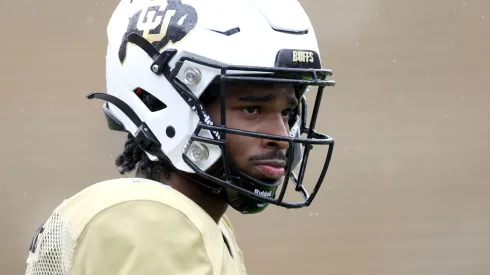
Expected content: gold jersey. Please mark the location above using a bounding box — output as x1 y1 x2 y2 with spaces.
25 178 247 275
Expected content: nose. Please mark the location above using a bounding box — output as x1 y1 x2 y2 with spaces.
260 115 290 150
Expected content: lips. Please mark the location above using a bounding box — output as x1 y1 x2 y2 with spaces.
253 159 287 180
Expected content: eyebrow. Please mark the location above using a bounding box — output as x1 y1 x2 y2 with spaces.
238 94 299 107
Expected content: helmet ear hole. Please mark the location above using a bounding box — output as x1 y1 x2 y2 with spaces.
133 88 167 112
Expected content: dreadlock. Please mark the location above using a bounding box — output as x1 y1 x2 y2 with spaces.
115 131 173 181
114 87 172 181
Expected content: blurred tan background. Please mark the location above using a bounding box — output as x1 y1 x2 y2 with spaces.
1 0 489 274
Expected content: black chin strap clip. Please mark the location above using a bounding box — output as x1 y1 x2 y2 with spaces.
133 123 162 155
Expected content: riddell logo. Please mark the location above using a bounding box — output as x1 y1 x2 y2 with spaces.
254 189 273 198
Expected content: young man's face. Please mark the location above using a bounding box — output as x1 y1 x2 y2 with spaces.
206 82 298 183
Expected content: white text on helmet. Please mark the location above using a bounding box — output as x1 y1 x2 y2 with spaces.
254 189 273 198
292 51 314 63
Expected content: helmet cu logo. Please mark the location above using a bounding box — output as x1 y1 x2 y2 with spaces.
118 0 198 63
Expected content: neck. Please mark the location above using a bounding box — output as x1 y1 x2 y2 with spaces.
160 172 228 223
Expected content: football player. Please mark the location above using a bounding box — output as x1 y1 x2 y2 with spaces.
25 0 335 274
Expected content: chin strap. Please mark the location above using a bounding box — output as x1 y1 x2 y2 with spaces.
87 93 142 126
87 92 177 172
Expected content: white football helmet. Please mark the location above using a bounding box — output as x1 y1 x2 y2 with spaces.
88 0 336 214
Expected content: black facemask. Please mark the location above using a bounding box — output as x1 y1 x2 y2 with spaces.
88 33 335 214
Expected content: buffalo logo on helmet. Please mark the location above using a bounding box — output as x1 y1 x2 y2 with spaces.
118 0 198 63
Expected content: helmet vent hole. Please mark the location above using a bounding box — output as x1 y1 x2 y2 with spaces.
166 126 175 138
133 88 167 112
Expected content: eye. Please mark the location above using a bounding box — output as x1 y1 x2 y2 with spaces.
281 108 294 118
242 106 260 115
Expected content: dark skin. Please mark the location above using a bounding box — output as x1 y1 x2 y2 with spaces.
156 82 298 223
